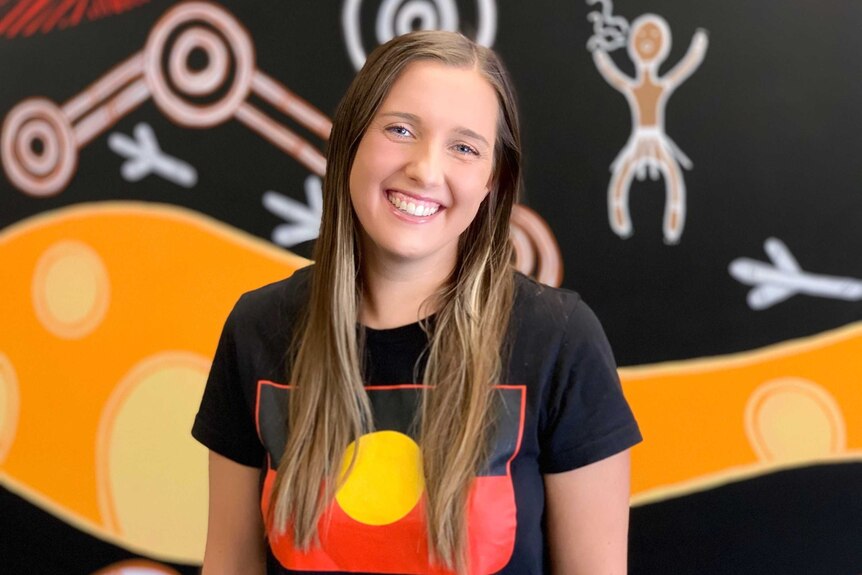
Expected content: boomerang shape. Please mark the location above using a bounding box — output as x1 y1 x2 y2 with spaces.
729 237 862 310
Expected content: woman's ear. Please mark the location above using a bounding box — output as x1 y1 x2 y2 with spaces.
484 173 495 196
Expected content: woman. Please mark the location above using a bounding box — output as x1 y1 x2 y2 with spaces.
193 30 641 575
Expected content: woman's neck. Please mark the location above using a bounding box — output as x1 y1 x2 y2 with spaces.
358 251 454 330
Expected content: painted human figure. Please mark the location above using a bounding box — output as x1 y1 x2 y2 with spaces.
593 14 707 243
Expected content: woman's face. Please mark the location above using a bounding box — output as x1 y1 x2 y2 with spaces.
349 60 499 272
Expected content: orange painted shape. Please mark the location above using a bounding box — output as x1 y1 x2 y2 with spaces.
622 323 862 501
0 202 308 526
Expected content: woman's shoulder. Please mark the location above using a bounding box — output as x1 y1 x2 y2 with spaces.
228 265 313 330
512 272 585 326
510 271 610 353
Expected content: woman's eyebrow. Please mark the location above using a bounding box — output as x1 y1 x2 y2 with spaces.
379 111 420 123
453 127 490 148
379 111 490 147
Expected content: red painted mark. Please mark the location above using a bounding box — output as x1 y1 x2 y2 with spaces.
0 0 150 38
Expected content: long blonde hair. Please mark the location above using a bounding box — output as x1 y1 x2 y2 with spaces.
269 30 522 573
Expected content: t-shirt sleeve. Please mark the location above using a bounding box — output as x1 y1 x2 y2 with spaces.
538 300 642 474
192 302 266 468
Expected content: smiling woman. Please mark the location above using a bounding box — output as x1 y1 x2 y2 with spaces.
192 30 641 575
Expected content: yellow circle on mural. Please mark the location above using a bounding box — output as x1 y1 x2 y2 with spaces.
0 353 21 463
97 352 210 563
745 377 846 464
336 430 424 526
32 240 110 339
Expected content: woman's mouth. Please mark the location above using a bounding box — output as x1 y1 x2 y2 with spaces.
386 190 441 217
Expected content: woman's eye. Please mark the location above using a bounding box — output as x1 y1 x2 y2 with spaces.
386 125 412 138
453 143 479 156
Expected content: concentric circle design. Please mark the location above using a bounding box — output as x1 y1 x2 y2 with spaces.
18 120 59 176
1 98 77 196
745 377 846 464
376 0 458 44
144 2 255 127
343 0 497 70
169 27 229 96
31 240 111 340
510 204 563 287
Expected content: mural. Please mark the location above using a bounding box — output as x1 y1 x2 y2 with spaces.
729 237 862 310
0 0 151 39
1 0 860 573
587 1 708 243
0 203 308 572
109 122 198 187
342 0 498 70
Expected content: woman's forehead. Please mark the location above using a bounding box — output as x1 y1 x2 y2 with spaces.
376 60 498 140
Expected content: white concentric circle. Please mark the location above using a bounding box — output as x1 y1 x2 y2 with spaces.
144 2 254 128
169 27 229 96
1 98 77 197
395 3 439 35
343 0 497 70
17 120 59 177
376 0 457 44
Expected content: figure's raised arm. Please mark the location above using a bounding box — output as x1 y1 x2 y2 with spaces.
665 29 709 88
592 49 632 92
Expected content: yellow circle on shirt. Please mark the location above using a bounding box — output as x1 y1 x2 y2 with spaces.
335 430 424 525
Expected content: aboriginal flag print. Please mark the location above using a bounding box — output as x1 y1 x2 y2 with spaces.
255 382 525 575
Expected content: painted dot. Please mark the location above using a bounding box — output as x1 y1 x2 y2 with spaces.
97 353 209 563
91 559 180 575
745 377 846 464
335 430 424 526
32 240 110 339
0 353 21 464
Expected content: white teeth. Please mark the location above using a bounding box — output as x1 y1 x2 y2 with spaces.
387 192 440 217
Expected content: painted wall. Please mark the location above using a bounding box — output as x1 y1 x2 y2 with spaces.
1 1 860 573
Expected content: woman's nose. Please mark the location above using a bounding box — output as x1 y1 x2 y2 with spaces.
404 142 443 188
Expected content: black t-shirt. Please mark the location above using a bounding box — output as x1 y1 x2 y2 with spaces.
192 266 642 574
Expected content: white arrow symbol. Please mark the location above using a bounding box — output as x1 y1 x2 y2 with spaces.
729 237 862 310
108 122 197 187
263 175 323 247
